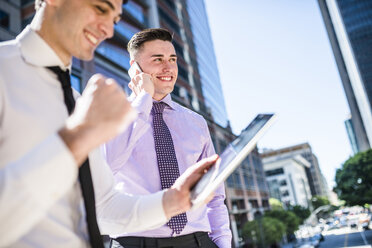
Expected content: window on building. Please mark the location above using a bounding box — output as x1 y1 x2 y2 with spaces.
173 41 184 59
249 200 259 208
262 199 269 208
163 0 177 12
280 179 287 186
265 168 284 177
231 199 245 211
281 190 289 197
21 0 35 5
177 65 188 81
115 21 140 41
0 9 10 30
123 1 145 24
71 74 81 93
226 171 241 188
226 175 234 188
158 7 180 35
172 84 181 98
95 42 130 70
22 15 34 29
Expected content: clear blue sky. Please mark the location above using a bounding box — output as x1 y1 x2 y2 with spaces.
204 0 352 188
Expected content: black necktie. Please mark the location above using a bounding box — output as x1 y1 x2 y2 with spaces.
47 66 104 248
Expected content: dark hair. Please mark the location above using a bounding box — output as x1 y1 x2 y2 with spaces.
127 28 173 58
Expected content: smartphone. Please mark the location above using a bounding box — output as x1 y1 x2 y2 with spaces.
128 62 142 78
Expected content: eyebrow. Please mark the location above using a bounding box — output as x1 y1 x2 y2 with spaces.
99 0 115 10
151 54 177 57
99 0 115 11
98 0 122 22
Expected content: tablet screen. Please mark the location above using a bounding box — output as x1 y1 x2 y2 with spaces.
219 114 274 173
190 113 276 209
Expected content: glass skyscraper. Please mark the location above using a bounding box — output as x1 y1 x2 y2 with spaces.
186 0 229 128
318 0 372 152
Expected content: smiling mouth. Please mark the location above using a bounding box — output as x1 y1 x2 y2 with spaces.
157 76 173 82
84 31 98 46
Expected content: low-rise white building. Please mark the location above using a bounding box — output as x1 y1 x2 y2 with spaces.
263 155 312 208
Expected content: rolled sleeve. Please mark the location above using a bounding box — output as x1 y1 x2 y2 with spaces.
97 190 168 236
91 147 167 236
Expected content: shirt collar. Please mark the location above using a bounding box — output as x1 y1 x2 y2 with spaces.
153 94 176 110
16 25 71 72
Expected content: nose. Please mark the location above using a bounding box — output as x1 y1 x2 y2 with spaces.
162 60 175 72
98 19 114 39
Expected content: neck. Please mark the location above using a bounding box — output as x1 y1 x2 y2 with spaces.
30 4 71 67
153 94 167 101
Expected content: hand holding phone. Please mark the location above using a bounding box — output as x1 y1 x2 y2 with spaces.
128 62 154 97
128 62 142 79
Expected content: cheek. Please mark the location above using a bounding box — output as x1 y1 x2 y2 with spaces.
140 63 155 74
173 64 178 74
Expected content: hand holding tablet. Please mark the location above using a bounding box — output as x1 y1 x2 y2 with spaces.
190 113 277 210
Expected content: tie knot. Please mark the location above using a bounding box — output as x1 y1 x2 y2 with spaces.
47 66 71 88
152 102 167 114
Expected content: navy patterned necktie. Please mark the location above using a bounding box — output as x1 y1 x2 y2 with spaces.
152 102 188 235
47 66 104 248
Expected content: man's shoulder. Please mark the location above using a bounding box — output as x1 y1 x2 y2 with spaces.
172 101 207 123
0 39 19 61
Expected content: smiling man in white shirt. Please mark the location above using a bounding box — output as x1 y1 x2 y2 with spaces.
0 0 218 247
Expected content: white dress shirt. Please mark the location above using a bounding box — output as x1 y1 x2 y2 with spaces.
0 26 167 248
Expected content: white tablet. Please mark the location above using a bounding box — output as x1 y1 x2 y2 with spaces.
190 113 277 210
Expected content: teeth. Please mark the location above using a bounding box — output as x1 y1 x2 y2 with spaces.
85 32 98 45
159 77 171 81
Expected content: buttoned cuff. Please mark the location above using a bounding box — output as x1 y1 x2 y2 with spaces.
214 237 232 248
131 91 153 117
139 190 168 225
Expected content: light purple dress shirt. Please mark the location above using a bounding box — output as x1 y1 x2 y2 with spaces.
104 92 232 247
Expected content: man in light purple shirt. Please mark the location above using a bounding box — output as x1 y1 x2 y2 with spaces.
104 28 232 247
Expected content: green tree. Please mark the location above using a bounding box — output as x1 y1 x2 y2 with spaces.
334 149 372 206
265 209 300 236
242 217 286 247
311 195 330 210
288 205 311 224
269 198 283 210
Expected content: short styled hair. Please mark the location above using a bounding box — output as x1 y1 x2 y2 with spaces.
127 28 173 59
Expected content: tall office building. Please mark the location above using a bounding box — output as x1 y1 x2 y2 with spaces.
345 115 359 154
318 0 372 152
262 155 312 208
261 143 329 198
186 0 229 127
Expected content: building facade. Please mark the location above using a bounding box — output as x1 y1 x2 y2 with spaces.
186 0 229 127
261 143 329 198
209 123 270 248
318 0 372 152
262 155 312 208
345 115 360 154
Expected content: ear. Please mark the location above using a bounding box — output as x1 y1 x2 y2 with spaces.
129 59 134 66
